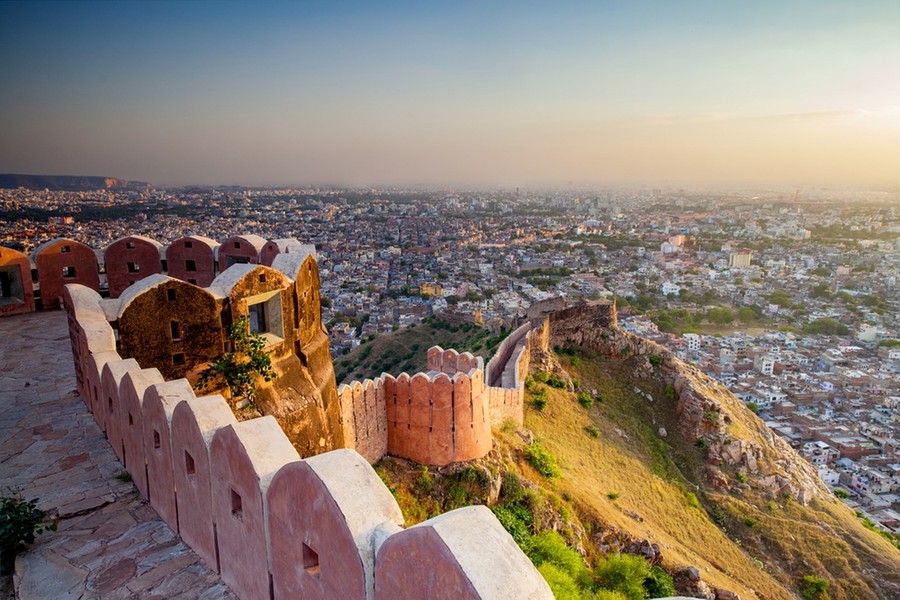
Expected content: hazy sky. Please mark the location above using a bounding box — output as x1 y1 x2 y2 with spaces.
1 1 898 187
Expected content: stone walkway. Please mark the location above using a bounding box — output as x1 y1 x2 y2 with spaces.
0 311 235 599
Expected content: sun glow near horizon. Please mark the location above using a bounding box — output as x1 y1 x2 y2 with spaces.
0 1 897 187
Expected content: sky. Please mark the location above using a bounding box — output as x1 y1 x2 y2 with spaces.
0 1 898 188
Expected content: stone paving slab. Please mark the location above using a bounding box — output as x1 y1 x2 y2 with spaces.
1 311 236 599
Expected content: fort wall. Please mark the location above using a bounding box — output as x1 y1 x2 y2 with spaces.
338 321 540 466
63 282 551 600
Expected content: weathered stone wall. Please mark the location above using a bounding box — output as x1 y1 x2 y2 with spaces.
338 322 539 466
63 285 551 600
116 276 224 381
105 236 163 298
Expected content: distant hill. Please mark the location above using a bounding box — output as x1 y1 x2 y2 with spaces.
0 174 151 191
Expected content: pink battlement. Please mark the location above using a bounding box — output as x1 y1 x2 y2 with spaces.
376 506 552 599
63 269 551 600
339 326 536 466
267 450 404 599
118 368 165 498
100 358 140 464
211 417 300 600
171 394 237 570
144 379 196 531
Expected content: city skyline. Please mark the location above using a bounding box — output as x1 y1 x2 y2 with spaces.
1 1 898 187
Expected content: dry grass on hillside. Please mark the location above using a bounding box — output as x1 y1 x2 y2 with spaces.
530 348 900 600
525 353 791 599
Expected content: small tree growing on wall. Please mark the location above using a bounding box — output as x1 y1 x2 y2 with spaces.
195 316 275 410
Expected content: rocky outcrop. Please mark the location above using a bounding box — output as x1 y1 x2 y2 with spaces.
548 303 830 504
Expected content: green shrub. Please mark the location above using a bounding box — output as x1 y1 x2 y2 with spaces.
736 471 748 484
578 392 594 408
664 385 675 400
491 504 533 550
595 591 629 600
593 553 650 600
800 575 830 600
547 373 567 389
415 466 433 493
571 356 580 368
685 492 700 509
1 493 57 575
607 492 620 501
643 565 676 598
526 443 561 479
833 488 849 499
695 438 707 449
537 563 581 600
500 473 525 504
746 401 759 414
702 410 720 423
532 387 548 411
534 371 550 383
529 531 589 584
743 516 758 528
648 354 662 367
585 425 601 438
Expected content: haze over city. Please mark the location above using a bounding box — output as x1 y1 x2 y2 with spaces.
1 1 898 188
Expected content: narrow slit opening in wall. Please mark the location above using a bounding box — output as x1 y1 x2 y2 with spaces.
128 412 133 426
170 321 182 341
108 397 113 412
302 542 320 577
153 430 161 449
231 489 243 521
167 288 176 301
184 450 196 476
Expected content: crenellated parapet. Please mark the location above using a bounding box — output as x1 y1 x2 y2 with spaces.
338 320 541 467
62 282 552 600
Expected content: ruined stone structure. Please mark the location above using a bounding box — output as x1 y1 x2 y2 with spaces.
63 281 552 600
338 320 539 466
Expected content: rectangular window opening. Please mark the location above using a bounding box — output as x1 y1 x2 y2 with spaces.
185 260 197 272
234 241 240 248
187 279 197 285
259 274 266 283
153 430 161 449
184 240 193 248
126 241 136 249
62 265 77 278
185 450 196 476
172 352 185 365
302 543 320 577
61 245 70 253
170 321 182 341
231 489 243 521
127 262 139 273
167 288 176 302
160 259 168 271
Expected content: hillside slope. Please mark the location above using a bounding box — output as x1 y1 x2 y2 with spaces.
335 315 509 384
375 308 900 599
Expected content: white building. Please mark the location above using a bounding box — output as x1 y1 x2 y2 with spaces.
661 282 681 296
684 333 701 351
754 354 775 376
729 251 752 268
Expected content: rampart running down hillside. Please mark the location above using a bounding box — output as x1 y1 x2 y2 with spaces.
63 283 552 600
337 320 543 466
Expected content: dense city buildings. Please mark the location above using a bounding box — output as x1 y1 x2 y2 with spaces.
2 183 900 535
